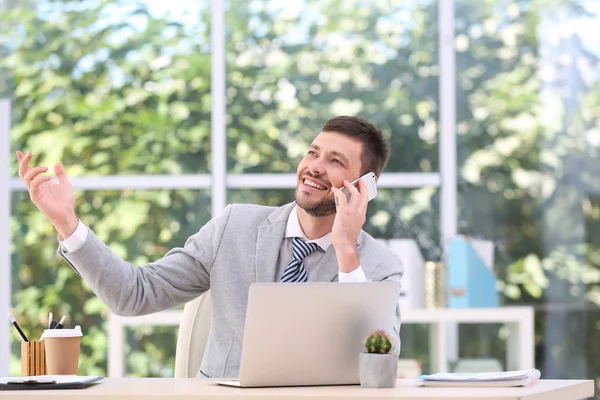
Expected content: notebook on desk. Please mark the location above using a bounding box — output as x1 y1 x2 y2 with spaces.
0 375 102 390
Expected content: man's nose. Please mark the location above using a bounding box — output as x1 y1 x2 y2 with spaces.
307 158 326 175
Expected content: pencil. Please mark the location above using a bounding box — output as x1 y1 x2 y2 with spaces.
55 315 66 329
7 313 29 342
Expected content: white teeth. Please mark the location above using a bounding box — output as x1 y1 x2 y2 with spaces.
304 179 326 190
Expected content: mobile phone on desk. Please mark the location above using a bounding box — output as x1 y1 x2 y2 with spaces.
338 171 377 203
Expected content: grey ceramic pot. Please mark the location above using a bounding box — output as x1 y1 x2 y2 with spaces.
359 353 398 388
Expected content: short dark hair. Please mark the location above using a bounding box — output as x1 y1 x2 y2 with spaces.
321 116 390 176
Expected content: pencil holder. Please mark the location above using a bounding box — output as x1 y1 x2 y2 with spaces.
21 341 47 376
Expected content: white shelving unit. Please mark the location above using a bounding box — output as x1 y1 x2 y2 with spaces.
108 306 534 378
403 307 535 373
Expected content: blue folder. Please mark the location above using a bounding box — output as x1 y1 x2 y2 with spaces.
446 237 498 308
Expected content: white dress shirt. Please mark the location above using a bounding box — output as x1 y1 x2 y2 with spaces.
60 205 367 282
277 205 367 282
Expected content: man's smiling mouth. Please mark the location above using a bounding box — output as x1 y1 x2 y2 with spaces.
303 178 328 190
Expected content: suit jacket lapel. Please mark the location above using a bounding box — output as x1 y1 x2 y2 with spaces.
255 203 295 282
308 232 366 283
308 247 339 282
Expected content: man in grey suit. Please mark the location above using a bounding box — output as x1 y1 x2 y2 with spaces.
16 115 403 378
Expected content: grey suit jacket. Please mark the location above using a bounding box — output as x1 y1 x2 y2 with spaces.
58 202 404 378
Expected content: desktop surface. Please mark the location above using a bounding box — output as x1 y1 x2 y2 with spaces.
0 378 593 400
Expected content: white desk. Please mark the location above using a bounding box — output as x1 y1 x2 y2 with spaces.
0 378 593 400
109 307 534 377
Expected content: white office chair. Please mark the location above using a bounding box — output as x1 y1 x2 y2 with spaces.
174 291 213 378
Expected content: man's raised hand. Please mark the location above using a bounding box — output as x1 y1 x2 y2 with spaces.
16 151 78 238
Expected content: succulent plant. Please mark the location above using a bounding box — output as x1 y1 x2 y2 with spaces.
364 330 393 354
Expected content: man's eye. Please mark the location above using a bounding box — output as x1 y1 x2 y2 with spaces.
332 159 342 165
308 151 317 156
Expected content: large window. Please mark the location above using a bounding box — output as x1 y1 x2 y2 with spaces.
226 0 439 174
455 0 600 381
3 0 213 377
3 0 212 176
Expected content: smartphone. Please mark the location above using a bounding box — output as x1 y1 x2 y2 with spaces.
339 171 377 203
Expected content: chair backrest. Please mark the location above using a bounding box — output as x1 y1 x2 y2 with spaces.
174 291 213 378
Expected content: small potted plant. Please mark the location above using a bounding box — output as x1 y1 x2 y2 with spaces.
359 330 398 388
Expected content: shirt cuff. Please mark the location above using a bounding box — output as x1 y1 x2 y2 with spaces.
338 265 369 283
59 220 89 253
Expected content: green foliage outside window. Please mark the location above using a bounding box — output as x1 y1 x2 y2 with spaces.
3 0 600 390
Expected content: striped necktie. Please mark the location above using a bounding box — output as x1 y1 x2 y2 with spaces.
281 237 320 283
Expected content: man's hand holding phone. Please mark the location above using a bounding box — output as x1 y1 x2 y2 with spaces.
338 172 377 204
331 173 374 273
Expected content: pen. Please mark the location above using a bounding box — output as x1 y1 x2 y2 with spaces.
7 313 29 342
48 312 53 330
55 315 66 329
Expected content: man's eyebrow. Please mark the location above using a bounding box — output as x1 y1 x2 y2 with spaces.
308 144 349 164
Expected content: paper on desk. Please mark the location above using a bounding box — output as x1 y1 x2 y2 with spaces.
421 369 539 382
419 369 541 388
0 375 102 385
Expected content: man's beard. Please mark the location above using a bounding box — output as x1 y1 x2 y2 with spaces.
295 188 337 217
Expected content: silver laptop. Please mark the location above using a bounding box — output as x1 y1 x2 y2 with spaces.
214 281 399 387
